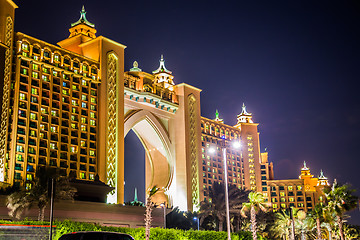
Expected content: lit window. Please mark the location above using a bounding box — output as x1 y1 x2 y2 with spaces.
82 95 87 101
43 67 49 73
72 108 77 113
71 123 77 129
19 93 27 100
288 186 293 191
16 145 24 153
31 88 38 95
82 79 88 86
280 192 285 196
50 126 57 133
80 140 86 147
82 65 88 72
90 105 96 111
21 43 29 51
90 97 96 103
51 110 58 116
28 147 35 154
297 186 302 191
50 143 57 150
42 75 48 81
90 112 95 118
80 172 86 179
89 150 95 156
32 64 39 71
72 100 78 106
30 113 37 120
81 102 87 108
32 72 39 79
26 174 33 181
54 54 60 62
70 146 78 153
81 125 86 131
16 154 23 161
89 174 95 180
81 117 87 123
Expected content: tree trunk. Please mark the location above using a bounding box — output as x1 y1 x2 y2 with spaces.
218 219 224 232
38 206 45 222
337 215 344 240
144 197 153 240
250 205 257 240
316 218 321 240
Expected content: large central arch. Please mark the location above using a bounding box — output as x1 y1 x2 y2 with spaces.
124 109 174 205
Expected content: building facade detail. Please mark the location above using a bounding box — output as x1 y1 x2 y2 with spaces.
188 94 200 210
0 16 14 182
106 52 119 203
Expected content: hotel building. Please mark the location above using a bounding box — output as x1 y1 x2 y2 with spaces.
0 0 327 211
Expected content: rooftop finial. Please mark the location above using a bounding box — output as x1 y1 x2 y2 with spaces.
215 109 219 119
71 5 95 28
134 188 138 202
130 61 142 72
319 170 327 179
302 161 309 170
214 109 224 123
152 55 172 74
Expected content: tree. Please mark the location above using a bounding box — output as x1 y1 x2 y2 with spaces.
313 203 327 240
7 167 76 221
144 186 159 240
199 182 250 231
241 192 269 240
295 210 316 240
271 209 292 240
324 180 358 240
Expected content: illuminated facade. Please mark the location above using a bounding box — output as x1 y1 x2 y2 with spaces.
199 105 274 201
265 162 329 212
1 0 324 212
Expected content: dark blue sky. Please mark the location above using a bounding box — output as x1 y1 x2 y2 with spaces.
13 0 360 223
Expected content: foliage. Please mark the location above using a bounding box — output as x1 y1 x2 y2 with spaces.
241 192 269 240
324 180 358 240
166 207 198 230
0 219 270 240
6 167 76 221
199 182 250 232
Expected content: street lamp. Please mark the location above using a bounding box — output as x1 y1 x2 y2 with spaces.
208 137 241 240
160 202 166 229
193 217 199 231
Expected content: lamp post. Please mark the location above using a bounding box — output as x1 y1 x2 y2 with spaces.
160 202 166 229
208 138 240 240
193 217 199 231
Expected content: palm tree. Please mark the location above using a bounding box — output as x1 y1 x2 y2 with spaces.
241 192 269 240
271 209 292 240
7 167 76 221
144 186 159 240
324 180 358 240
313 203 326 240
295 211 316 240
199 182 249 231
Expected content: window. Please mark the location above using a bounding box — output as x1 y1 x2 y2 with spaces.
50 126 57 133
81 125 86 131
82 102 87 108
32 72 39 79
70 146 78 153
288 186 293 191
16 145 24 153
82 79 88 86
280 192 285 197
90 97 96 103
297 186 302 191
89 150 95 156
31 88 38 95
20 93 27 100
50 143 57 150
21 43 29 51
54 54 60 62
82 95 87 101
30 113 37 120
89 120 95 126
32 64 39 71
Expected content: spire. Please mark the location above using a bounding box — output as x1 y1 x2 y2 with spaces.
318 170 327 179
236 103 253 124
71 6 95 28
134 188 138 202
214 109 224 123
241 103 251 115
302 161 309 170
152 55 172 75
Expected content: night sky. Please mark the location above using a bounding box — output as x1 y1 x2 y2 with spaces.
12 0 360 223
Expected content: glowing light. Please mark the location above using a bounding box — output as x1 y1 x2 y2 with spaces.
208 147 216 154
232 141 241 149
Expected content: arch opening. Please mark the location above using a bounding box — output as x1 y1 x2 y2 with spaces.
123 110 174 206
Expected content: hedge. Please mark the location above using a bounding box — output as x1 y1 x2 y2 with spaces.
0 220 267 240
